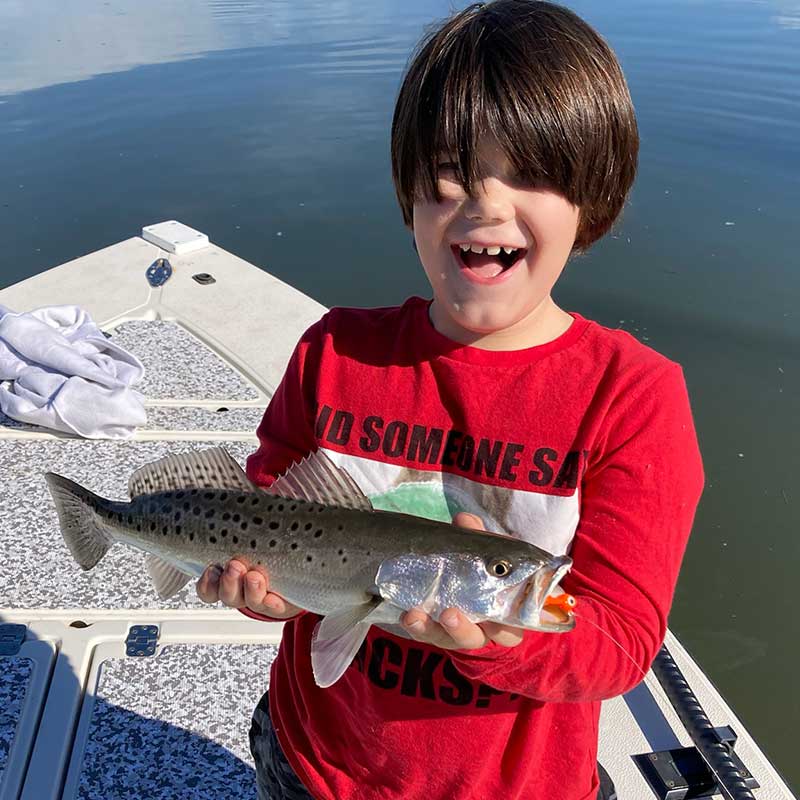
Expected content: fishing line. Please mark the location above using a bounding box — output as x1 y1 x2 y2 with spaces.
571 611 753 800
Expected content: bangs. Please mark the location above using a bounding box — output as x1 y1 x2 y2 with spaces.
391 1 639 250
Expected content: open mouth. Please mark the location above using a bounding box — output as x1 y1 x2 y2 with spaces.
452 244 527 282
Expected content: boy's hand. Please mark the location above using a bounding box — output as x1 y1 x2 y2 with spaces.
400 512 525 650
196 559 303 619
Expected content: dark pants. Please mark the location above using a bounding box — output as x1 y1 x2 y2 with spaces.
249 691 618 800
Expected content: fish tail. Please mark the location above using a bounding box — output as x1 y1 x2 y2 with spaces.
45 472 113 570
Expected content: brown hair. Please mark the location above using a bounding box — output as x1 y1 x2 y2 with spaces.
391 0 639 251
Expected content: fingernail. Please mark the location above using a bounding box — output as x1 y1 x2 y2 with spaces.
226 562 244 577
407 620 423 631
441 612 459 629
209 566 223 582
246 576 260 589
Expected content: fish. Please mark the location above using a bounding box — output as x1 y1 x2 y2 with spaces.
45 446 575 687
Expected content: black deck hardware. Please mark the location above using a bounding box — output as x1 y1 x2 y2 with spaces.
649 645 759 800
146 257 173 287
634 728 759 799
0 623 26 656
125 624 159 657
192 272 216 285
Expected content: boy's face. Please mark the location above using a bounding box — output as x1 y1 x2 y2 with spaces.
412 136 580 348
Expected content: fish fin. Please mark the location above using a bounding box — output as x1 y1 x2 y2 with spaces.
311 599 398 688
269 450 372 511
45 472 113 570
145 554 194 599
128 447 255 497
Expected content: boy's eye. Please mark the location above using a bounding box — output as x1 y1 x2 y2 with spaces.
437 161 459 172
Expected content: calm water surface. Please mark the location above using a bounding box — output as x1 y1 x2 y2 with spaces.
1 0 798 791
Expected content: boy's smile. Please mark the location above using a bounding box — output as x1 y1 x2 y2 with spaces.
412 137 580 351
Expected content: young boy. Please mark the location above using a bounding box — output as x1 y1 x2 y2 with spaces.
196 2 704 798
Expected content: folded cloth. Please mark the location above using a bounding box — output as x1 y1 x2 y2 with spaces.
0 304 147 439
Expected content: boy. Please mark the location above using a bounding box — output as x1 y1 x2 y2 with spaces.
197 2 704 798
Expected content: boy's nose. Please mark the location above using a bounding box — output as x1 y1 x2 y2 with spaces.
463 177 515 223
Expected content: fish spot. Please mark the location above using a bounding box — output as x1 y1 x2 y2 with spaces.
205 509 214 519
342 557 348 564
127 515 133 524
237 496 246 504
204 492 215 500
174 512 181 522
183 502 191 511
251 540 257 549
176 525 182 534
162 526 168 535
290 504 298 512
306 555 313 562
150 522 156 532
189 532 194 541
314 529 323 538
232 513 241 523
222 512 231 521
266 504 274 512
136 524 142 532
277 504 285 512
253 516 263 525
317 506 325 513
290 522 299 532
232 535 238 544
304 522 313 531
290 542 298 550
338 549 344 555
176 492 185 500
209 522 215 530
190 489 198 496
251 498 259 506
321 562 326 568
193 507 201 516
240 521 248 530
337 525 344 532
269 540 276 547
269 521 279 530
220 528 228 537
219 492 228 502
210 536 217 544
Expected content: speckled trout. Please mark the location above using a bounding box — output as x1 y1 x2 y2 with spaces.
45 447 575 687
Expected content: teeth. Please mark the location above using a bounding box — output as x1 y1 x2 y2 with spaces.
458 244 522 256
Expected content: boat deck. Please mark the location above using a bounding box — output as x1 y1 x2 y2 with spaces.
0 224 793 799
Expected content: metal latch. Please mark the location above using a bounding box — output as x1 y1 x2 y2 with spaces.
634 727 759 799
0 624 26 656
125 625 159 657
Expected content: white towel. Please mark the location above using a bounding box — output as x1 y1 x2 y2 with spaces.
0 304 147 439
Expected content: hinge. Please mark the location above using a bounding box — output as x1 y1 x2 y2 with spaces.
125 625 159 657
0 623 26 656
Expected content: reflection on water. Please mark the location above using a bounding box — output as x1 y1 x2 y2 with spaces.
0 0 798 793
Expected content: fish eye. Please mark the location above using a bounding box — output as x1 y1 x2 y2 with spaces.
487 558 513 578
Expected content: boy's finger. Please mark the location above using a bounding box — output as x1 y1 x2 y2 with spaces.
438 608 488 650
452 512 485 530
480 621 524 648
218 560 247 607
196 564 223 604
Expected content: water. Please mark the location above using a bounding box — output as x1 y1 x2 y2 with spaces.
1 0 798 791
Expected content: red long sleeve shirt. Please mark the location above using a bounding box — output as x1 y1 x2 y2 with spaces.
242 297 704 800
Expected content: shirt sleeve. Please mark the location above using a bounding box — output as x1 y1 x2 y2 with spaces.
448 362 705 702
237 317 326 623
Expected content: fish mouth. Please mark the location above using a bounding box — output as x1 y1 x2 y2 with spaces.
515 556 575 632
